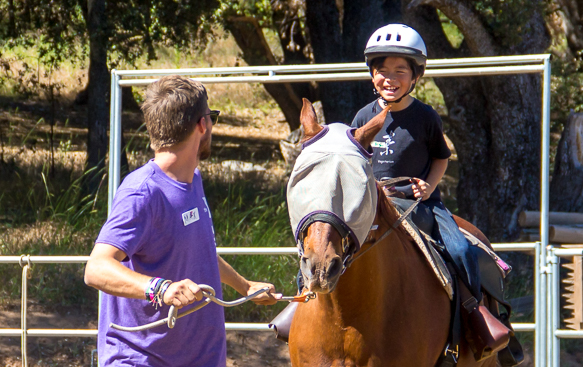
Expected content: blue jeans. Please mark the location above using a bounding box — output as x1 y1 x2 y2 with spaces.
422 199 481 300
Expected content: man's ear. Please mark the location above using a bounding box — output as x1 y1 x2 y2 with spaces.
196 116 207 135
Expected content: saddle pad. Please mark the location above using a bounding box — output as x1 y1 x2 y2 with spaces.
393 204 512 305
389 204 454 300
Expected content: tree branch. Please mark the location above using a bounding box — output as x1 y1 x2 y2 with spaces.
408 0 497 56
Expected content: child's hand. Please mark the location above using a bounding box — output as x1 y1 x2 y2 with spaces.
411 178 432 201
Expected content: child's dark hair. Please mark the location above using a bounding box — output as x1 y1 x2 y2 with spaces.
369 57 424 79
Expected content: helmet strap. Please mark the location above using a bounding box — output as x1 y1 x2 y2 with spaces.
378 80 417 106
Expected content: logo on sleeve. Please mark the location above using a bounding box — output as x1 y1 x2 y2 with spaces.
182 208 200 226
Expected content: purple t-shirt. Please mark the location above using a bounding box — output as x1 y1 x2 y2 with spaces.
96 160 226 367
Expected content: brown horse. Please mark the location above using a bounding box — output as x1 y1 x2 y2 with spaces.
287 99 498 367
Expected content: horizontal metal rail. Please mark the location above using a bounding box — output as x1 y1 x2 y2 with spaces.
0 242 537 263
0 242 537 341
115 54 549 77
118 65 544 87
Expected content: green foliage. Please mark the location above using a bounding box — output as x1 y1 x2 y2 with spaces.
472 0 547 49
214 0 274 27
0 0 87 67
0 0 221 97
550 56 583 132
437 10 464 49
107 0 220 67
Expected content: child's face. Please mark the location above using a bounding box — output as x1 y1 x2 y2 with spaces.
372 57 416 102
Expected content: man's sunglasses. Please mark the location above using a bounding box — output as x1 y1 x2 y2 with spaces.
206 110 220 125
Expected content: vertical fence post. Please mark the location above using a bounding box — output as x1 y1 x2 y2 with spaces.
108 70 122 212
108 70 117 212
535 241 544 367
536 54 552 367
550 248 560 367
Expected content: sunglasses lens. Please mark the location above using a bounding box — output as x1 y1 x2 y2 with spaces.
210 111 220 125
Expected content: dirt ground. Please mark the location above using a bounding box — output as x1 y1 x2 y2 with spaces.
0 305 291 366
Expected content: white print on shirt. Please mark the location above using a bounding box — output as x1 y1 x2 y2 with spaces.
202 197 216 236
380 132 396 156
202 197 212 219
182 208 200 226
377 160 394 164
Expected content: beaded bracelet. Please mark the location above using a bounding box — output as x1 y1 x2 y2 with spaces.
145 277 173 308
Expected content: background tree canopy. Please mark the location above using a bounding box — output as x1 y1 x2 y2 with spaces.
1 0 582 242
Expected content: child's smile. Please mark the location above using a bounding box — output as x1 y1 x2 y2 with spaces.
372 56 415 104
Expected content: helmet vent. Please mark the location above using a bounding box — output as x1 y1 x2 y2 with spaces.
377 35 381 42
386 34 391 41
396 34 401 42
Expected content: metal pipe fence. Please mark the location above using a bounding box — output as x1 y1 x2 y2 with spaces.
1 55 563 365
0 243 541 366
109 55 554 367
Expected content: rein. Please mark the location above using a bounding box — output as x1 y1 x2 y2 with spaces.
343 176 421 270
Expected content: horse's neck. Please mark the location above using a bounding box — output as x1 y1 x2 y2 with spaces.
319 228 413 317
317 197 427 318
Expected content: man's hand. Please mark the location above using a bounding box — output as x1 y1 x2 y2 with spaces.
163 279 203 309
411 178 433 201
246 281 282 305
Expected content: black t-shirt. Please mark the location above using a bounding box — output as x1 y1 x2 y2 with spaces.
351 98 451 201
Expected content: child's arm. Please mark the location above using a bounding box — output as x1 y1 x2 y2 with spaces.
412 158 448 201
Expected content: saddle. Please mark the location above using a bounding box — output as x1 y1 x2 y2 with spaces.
269 198 524 366
390 198 523 366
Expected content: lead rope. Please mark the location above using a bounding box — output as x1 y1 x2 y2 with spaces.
110 285 315 332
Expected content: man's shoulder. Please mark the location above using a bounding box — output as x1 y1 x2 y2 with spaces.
115 162 160 199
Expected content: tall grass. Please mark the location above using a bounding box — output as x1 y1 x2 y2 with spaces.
0 161 108 310
0 161 298 320
204 179 298 322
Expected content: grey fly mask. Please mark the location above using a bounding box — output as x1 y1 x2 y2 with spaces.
287 123 378 261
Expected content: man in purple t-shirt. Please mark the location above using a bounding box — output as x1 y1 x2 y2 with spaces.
84 75 282 367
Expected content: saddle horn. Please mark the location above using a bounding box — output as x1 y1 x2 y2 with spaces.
354 106 390 149
300 99 323 143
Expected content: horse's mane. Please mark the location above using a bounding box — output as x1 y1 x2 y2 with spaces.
375 183 411 239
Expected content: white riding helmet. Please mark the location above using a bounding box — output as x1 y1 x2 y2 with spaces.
364 24 427 76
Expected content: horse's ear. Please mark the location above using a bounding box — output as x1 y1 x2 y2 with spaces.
300 98 323 143
354 106 390 148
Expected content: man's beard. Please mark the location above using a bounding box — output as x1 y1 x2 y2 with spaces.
199 131 212 160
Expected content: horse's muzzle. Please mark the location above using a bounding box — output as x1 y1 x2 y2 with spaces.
300 254 343 293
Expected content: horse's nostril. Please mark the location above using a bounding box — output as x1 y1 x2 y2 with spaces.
327 257 343 278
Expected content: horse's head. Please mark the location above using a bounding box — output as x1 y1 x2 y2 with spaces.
287 99 388 293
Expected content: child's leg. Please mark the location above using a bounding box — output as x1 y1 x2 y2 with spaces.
426 200 481 300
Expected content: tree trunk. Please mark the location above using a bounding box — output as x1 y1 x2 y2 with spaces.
225 16 311 131
304 0 382 124
553 0 583 57
85 0 109 193
403 1 550 241
550 113 583 212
